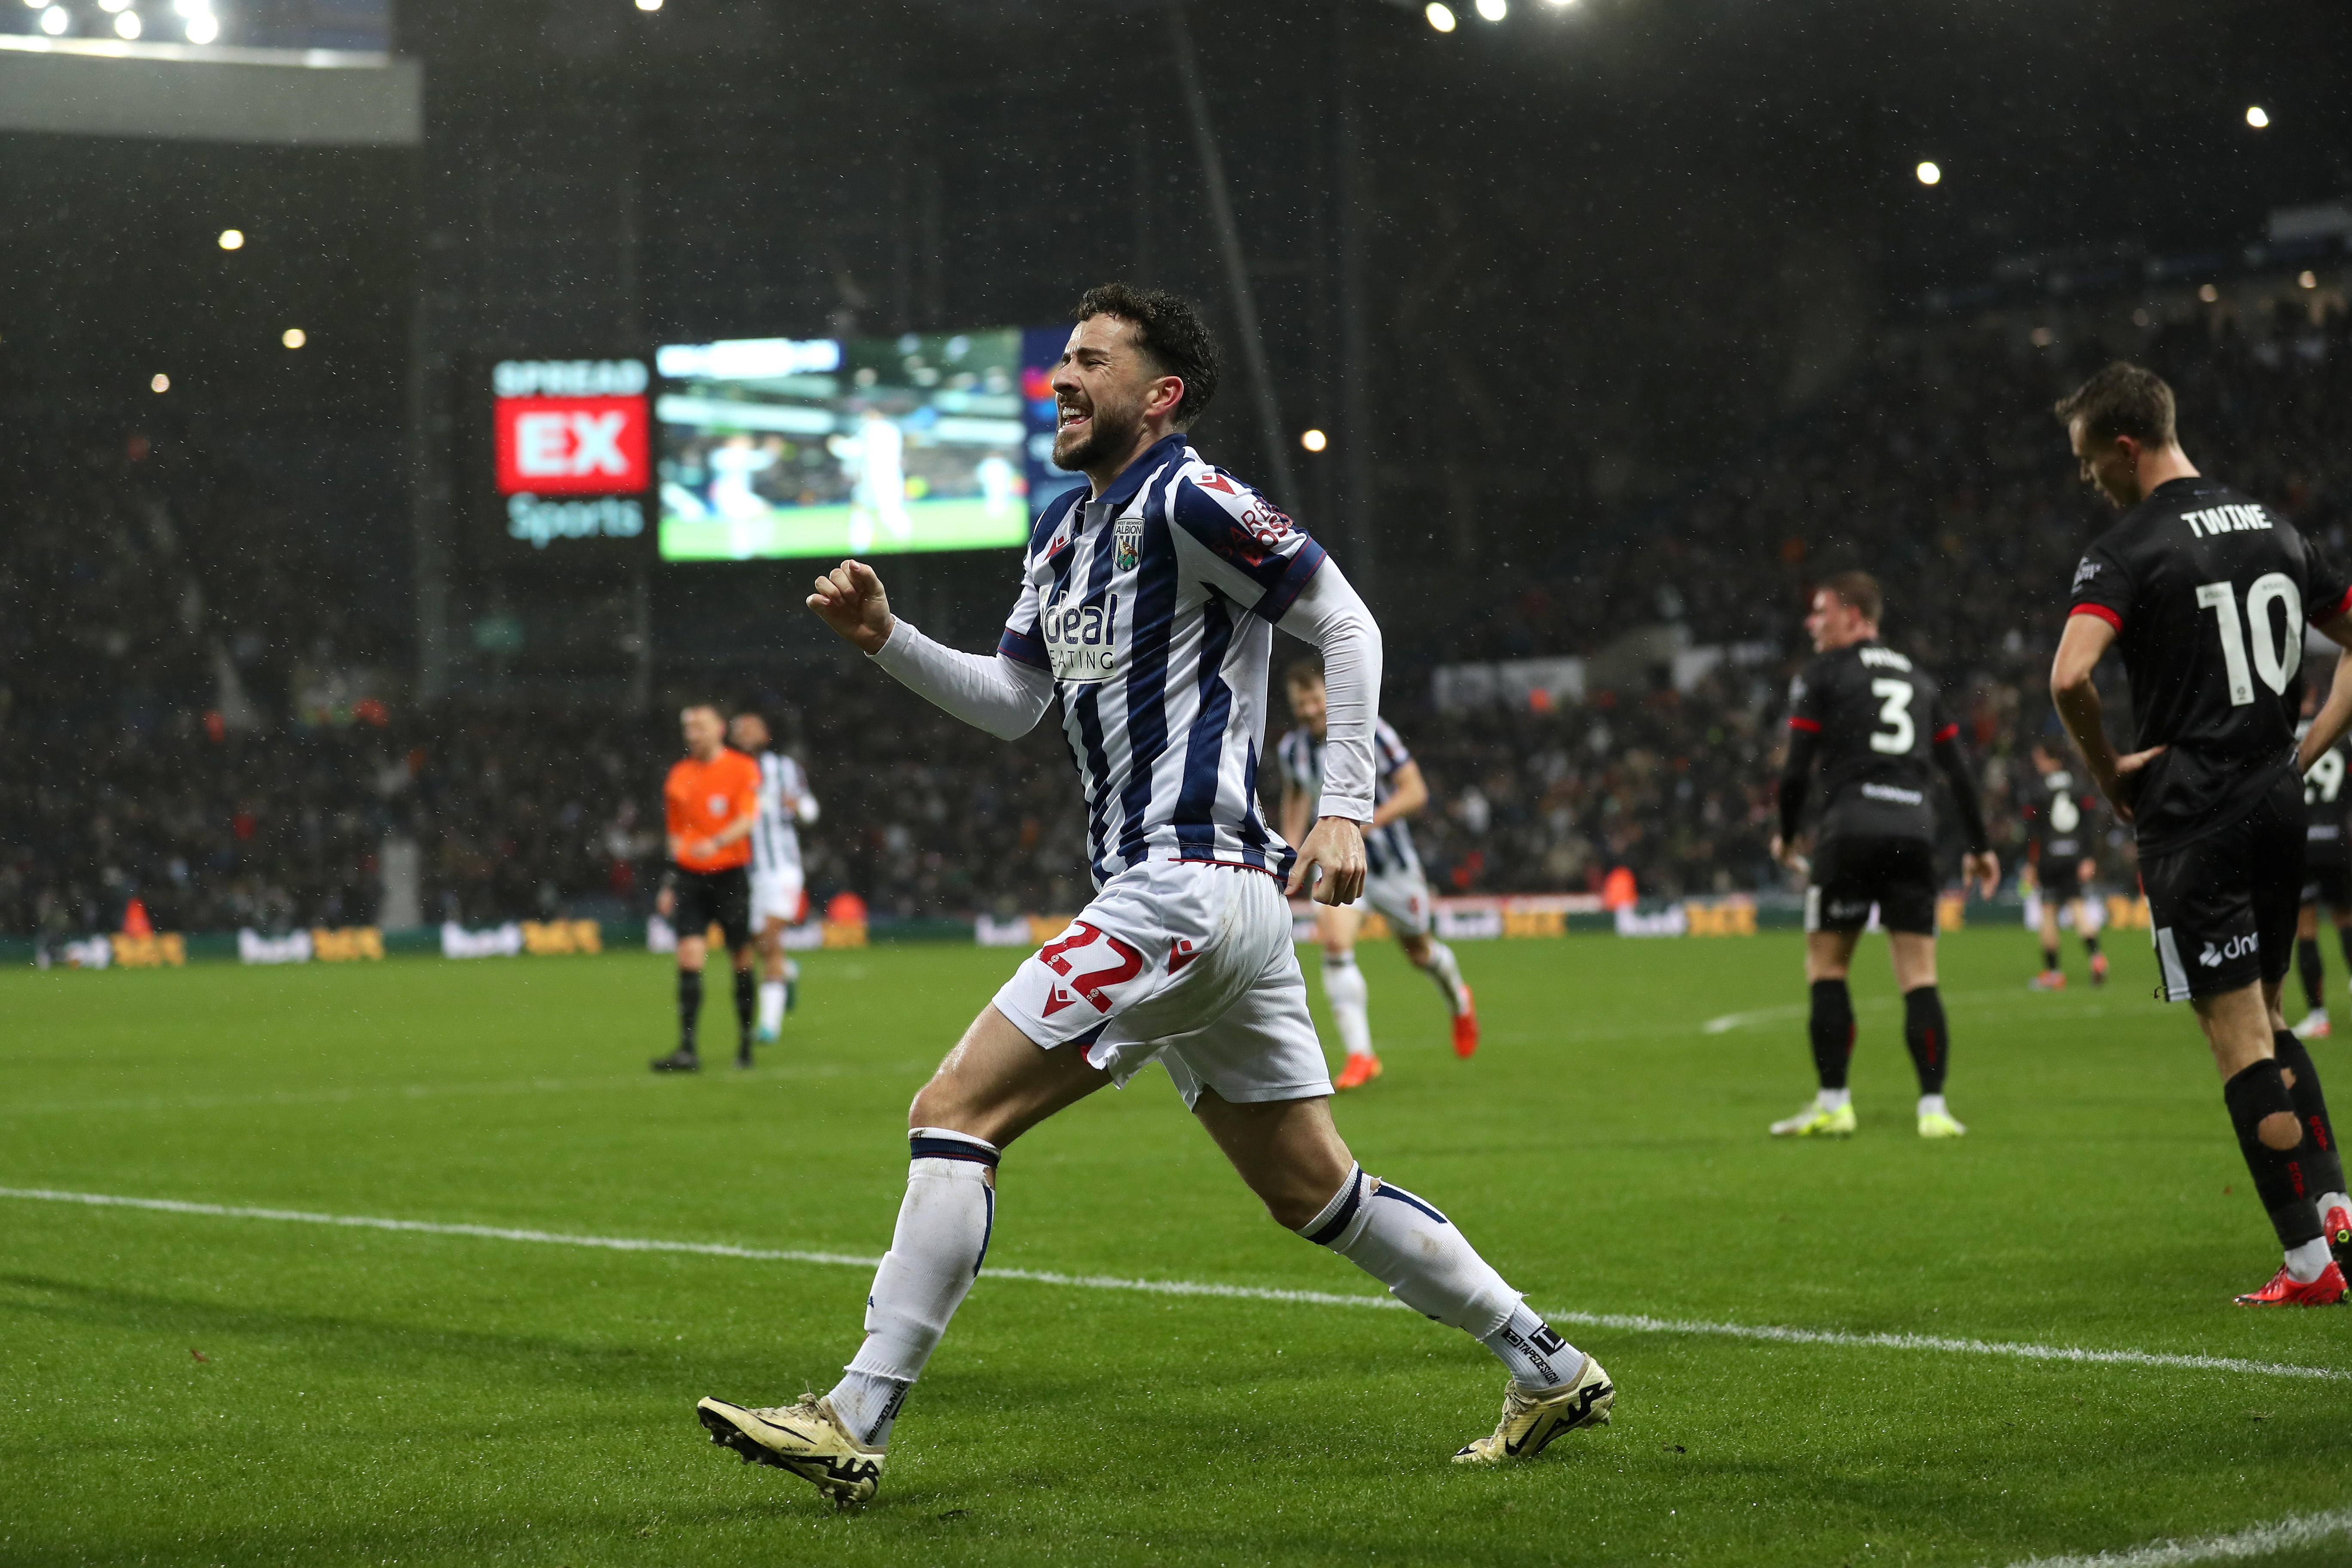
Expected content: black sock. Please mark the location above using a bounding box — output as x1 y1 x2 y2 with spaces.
1808 978 1854 1091
677 968 703 1055
2273 1032 2347 1200
2040 945 2060 973
2298 938 2325 1011
2336 922 2352 978
2082 933 2101 958
2222 1059 2323 1249
1902 985 1949 1096
734 965 757 1047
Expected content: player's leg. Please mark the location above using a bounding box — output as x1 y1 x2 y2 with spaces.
1385 875 1477 1058
2032 888 2064 989
2075 860 2107 985
2334 900 2352 1021
652 880 709 1072
1776 861 1861 1135
719 872 758 1068
697 1001 1109 1498
755 915 789 1039
2256 835 2352 1272
1317 903 1379 1089
1883 844 1960 1137
2293 900 2326 1033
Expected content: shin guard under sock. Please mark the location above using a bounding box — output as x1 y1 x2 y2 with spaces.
733 967 756 1048
2299 939 2326 1012
1323 953 1373 1059
1297 1164 1520 1335
2272 1033 2347 1203
1418 939 1471 1014
1902 985 1950 1096
2222 1059 2323 1250
830 1127 1001 1447
1809 979 1854 1091
677 968 703 1055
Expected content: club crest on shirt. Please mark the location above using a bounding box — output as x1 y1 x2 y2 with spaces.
1114 519 1142 573
2071 558 2100 590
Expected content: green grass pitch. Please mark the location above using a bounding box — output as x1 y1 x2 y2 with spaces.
3 929 2349 1566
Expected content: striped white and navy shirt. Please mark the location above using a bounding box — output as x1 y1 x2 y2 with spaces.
751 751 816 877
997 433 1327 888
1277 721 1421 880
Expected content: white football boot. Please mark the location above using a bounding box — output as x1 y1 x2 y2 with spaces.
697 1395 885 1506
1453 1352 1615 1464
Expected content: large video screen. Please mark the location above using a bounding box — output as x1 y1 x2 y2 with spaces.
655 330 1039 561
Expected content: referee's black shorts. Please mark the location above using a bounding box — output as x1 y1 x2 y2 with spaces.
2143 770 2303 1003
1805 834 1939 936
671 865 752 952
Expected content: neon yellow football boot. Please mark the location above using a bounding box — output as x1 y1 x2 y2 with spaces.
697 1395 885 1507
1453 1353 1615 1465
1769 1099 1857 1138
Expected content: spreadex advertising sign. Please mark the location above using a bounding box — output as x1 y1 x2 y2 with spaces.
492 359 649 548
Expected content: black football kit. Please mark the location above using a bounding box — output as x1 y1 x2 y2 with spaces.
1776 638 1990 1108
2297 722 2352 910
2023 763 2101 876
2065 472 2351 1277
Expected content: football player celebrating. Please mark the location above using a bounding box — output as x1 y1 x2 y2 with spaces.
2049 361 2352 1304
1278 654 1477 1090
2021 741 2108 989
728 711 819 1040
1769 572 1997 1139
695 285 1608 1504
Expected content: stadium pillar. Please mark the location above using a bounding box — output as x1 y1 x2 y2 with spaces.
1334 0 1376 595
1165 1 1300 510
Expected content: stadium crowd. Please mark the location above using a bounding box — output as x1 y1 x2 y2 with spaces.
6 285 2347 937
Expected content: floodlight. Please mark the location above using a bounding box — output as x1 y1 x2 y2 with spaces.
1425 2 1455 30
1475 0 1506 18
151 374 171 393
172 0 209 13
99 0 129 11
114 9 141 36
20 0 45 9
38 1 66 29
2198 283 2219 303
1915 161 1941 186
2302 271 2319 290
636 0 661 9
184 11 214 38
218 228 245 250
2246 106 2269 129
283 328 307 349
1300 429 1328 453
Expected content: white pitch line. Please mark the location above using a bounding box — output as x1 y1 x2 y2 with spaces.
1703 985 2107 1035
2000 1503 2352 1568
3 1185 2345 1384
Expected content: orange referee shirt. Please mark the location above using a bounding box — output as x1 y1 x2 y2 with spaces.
665 748 760 873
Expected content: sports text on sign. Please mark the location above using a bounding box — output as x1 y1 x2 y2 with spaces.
495 395 650 496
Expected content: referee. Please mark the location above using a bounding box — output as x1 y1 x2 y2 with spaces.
652 703 761 1072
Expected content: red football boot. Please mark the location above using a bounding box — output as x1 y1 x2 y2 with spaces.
2324 1203 2352 1269
2233 1260 2348 1306
2028 970 2067 991
2089 952 2108 986
1452 988 1479 1059
1334 1053 1383 1091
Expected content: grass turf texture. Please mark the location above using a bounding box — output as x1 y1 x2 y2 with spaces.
2 931 2347 1567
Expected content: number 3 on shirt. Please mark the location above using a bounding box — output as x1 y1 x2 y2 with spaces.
1869 679 1914 754
2196 574 2303 706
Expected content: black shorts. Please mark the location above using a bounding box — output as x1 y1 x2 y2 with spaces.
1806 835 1939 936
672 866 752 951
2301 850 2352 911
2143 772 2303 1003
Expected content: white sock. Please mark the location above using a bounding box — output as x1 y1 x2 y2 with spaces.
758 980 786 1031
1323 953 1374 1059
1296 1164 1520 1338
2321 1189 2352 1221
1918 1093 1948 1118
827 1127 998 1447
1479 1298 1587 1391
2285 1236 2333 1284
1418 938 1470 1014
1819 1087 1852 1112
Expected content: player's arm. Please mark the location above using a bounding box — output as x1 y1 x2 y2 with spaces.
1373 760 1429 827
1275 559 1376 906
808 559 1054 741
2050 612 2162 822
1770 726 1819 869
2299 622 2352 773
1928 714 1999 897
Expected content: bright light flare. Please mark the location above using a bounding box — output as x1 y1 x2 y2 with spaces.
2199 283 2220 303
113 10 141 37
217 228 244 250
1425 2 1456 30
150 374 171 393
1475 0 1507 18
1300 429 1328 453
635 0 661 10
2302 271 2319 290
1915 161 1941 186
38 2 67 29
2246 105 2269 129
282 328 306 349
185 12 216 40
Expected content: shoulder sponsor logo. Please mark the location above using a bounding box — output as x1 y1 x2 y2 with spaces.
1860 783 1925 805
1197 472 1237 495
2072 557 2101 590
1858 647 1914 671
2184 504 2273 539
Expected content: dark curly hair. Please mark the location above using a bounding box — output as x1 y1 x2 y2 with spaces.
1073 283 1221 426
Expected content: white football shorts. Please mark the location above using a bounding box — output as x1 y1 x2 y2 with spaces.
993 858 1332 1110
1351 867 1432 936
750 868 805 928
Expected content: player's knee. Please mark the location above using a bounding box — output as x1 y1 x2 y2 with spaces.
2257 1110 2303 1151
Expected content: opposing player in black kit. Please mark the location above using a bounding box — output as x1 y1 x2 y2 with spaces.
2021 742 2109 990
2049 362 2352 1305
1770 572 1998 1139
2290 683 2352 1040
